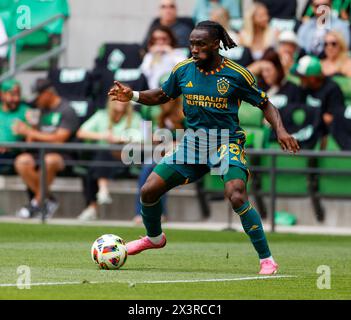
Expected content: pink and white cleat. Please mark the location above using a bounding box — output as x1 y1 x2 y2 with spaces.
259 259 279 275
126 233 167 255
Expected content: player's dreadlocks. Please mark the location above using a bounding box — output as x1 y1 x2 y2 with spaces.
195 20 237 50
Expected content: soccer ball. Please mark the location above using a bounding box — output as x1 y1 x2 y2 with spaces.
91 234 128 270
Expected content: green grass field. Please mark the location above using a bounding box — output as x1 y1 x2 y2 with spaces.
0 222 350 300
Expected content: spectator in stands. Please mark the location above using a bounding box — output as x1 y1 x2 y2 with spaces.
0 17 8 71
142 0 193 52
76 97 142 221
238 2 277 61
141 26 187 90
13 79 80 219
248 49 301 110
297 0 350 57
295 55 346 148
0 79 30 174
209 6 252 64
277 30 300 75
255 0 297 20
134 96 186 224
321 30 351 76
192 0 242 25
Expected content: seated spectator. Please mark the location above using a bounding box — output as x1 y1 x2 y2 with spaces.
192 0 242 25
297 0 350 57
0 79 30 174
295 55 346 148
141 0 193 52
76 97 142 221
249 49 301 104
13 79 80 219
134 97 186 224
254 0 297 20
141 26 187 90
209 6 254 65
321 30 351 76
277 30 300 75
238 2 278 60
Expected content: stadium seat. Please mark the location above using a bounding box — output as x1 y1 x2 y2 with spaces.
93 67 148 109
48 68 93 100
0 0 13 35
92 43 147 107
238 101 263 127
8 0 69 69
47 68 96 124
260 142 309 196
94 43 142 72
318 136 351 197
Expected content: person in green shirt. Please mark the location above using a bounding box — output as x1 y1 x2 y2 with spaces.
0 79 30 174
109 21 299 275
76 97 143 220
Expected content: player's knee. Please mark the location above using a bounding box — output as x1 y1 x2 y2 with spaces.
140 183 160 204
225 180 247 210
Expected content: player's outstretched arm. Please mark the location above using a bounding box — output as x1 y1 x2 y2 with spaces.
262 100 300 153
108 81 171 106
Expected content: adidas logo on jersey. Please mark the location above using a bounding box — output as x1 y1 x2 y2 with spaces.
185 81 193 88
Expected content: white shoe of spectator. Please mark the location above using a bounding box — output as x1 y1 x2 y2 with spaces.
16 201 40 219
97 190 112 205
16 206 34 219
78 206 98 221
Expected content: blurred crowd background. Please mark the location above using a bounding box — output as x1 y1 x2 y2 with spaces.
0 0 351 223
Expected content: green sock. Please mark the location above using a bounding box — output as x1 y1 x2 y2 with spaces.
235 201 271 259
141 199 163 237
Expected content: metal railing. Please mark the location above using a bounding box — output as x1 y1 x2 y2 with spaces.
1 141 351 231
0 14 67 82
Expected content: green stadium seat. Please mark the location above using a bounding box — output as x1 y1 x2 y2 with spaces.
318 136 351 197
238 101 263 127
260 142 309 196
7 0 69 69
0 0 13 11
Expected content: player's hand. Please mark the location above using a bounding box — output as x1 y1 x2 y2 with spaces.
108 81 133 102
277 129 300 154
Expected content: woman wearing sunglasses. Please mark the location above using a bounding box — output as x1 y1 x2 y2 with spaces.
321 30 351 77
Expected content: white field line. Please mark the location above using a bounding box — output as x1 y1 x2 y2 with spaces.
140 275 296 284
0 275 296 288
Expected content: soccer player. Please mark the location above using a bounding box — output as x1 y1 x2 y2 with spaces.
108 21 300 275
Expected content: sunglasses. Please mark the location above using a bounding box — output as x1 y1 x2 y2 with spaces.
325 41 338 47
160 4 176 9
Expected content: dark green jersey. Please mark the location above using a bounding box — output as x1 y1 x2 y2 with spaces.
161 57 268 140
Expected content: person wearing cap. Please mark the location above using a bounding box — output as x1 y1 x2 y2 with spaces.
295 55 346 148
12 78 80 219
0 79 30 173
297 0 350 57
277 30 300 75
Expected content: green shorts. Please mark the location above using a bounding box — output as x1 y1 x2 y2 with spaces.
153 162 248 189
155 136 250 187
